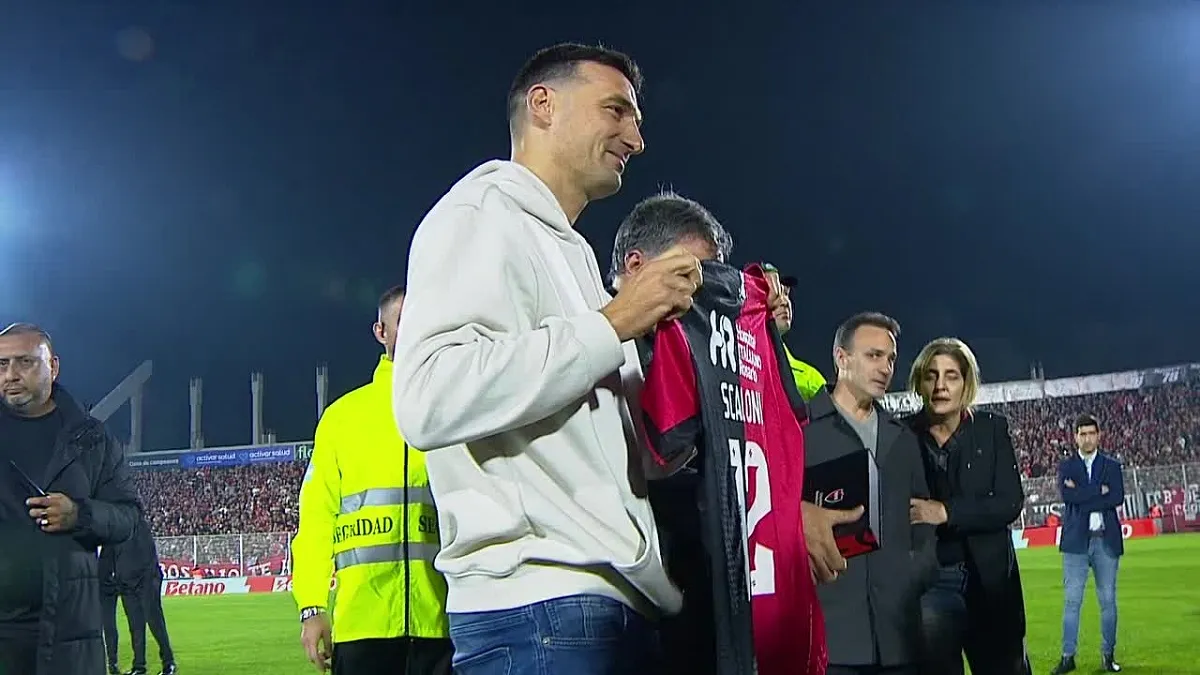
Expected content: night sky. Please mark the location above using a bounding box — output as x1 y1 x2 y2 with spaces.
2 2 1198 450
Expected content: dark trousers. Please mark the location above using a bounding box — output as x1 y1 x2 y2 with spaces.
0 635 38 675
102 570 175 670
657 527 716 674
827 667 917 675
332 637 453 675
101 585 120 667
919 564 1030 675
651 474 715 675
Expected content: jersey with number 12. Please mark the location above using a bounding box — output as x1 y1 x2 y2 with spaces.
640 261 827 675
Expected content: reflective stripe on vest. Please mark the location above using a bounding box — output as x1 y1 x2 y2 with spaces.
334 542 440 571
340 486 434 514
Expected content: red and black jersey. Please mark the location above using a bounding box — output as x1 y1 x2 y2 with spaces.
641 261 827 675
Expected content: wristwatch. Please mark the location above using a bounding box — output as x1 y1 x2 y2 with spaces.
300 606 325 623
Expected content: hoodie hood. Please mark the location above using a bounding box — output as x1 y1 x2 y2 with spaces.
455 159 610 304
460 160 575 238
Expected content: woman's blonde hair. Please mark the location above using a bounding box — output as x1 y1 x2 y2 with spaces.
908 337 982 412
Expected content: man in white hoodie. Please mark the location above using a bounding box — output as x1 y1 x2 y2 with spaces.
392 43 702 675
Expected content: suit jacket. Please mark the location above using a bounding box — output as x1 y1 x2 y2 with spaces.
805 389 936 667
1057 452 1125 557
905 410 1028 642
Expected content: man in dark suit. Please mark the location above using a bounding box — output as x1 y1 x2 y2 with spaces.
801 312 936 675
1052 414 1124 674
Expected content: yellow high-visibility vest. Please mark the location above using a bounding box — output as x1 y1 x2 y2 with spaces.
784 344 827 402
291 355 448 642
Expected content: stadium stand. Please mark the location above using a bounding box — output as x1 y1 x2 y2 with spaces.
990 382 1199 479
129 366 1200 576
136 463 306 537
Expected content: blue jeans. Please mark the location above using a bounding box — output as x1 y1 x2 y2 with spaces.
919 564 971 675
919 564 1030 675
1062 536 1120 658
448 595 661 675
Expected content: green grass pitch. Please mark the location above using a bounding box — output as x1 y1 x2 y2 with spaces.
109 534 1200 674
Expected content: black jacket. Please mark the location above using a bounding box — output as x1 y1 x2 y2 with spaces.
804 389 936 667
905 410 1027 643
3 385 142 675
99 514 161 592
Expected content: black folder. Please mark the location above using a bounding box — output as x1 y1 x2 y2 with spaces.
802 449 881 558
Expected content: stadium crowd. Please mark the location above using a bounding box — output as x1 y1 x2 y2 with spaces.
134 462 305 536
129 382 1200 537
987 382 1200 478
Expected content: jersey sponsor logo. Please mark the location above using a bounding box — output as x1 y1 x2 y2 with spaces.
710 310 737 373
709 310 765 424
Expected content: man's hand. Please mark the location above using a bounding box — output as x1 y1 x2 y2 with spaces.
1101 484 1109 495
301 612 334 671
27 493 79 533
801 502 863 583
1064 479 1076 489
909 498 949 526
602 247 702 342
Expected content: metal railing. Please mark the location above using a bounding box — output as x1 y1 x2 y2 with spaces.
154 531 293 579
1019 461 1198 529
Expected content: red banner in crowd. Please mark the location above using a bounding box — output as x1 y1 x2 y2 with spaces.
1144 485 1200 518
159 554 288 580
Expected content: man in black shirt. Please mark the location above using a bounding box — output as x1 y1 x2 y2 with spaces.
0 322 141 675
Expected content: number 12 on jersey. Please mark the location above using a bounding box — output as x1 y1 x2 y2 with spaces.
729 438 776 598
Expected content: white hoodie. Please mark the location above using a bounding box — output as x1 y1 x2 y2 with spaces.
392 160 682 616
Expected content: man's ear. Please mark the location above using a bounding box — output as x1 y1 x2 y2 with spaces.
526 84 554 129
623 250 646 276
372 321 386 347
833 346 849 376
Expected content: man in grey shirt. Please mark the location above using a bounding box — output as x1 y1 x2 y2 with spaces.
837 404 879 457
800 312 937 675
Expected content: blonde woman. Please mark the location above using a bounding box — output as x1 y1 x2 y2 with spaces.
903 338 1030 675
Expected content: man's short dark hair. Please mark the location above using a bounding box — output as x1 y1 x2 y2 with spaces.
507 43 642 137
0 322 53 354
1075 414 1100 432
833 312 901 354
377 285 405 313
609 191 733 283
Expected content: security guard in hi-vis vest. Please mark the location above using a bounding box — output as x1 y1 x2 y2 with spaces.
291 286 451 675
760 263 827 402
